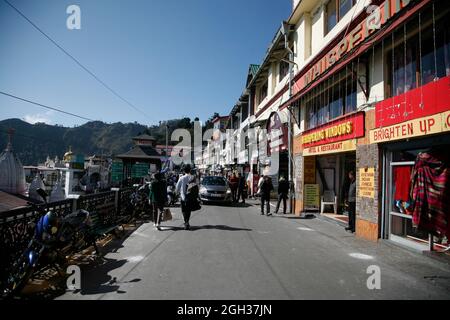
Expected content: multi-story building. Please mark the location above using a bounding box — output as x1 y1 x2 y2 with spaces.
216 0 450 253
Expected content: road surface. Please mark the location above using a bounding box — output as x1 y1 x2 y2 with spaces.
57 200 450 300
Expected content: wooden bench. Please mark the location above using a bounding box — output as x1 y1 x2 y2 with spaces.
88 204 125 254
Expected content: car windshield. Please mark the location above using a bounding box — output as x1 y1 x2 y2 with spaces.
202 177 226 186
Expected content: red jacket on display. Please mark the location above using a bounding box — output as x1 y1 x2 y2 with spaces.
394 166 412 202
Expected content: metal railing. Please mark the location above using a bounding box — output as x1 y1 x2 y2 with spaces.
0 187 134 289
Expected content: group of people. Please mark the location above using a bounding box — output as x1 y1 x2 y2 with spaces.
227 172 248 204
147 165 199 231
148 167 357 234
257 175 290 216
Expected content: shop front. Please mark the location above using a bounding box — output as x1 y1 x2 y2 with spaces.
370 76 450 252
299 112 365 223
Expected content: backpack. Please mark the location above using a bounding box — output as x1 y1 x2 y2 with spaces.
186 176 201 211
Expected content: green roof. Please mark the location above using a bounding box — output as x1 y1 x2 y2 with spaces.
249 64 260 77
247 64 260 87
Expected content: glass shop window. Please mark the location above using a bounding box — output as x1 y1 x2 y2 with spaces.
385 4 450 98
304 67 358 130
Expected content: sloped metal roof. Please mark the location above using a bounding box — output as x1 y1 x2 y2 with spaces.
116 145 161 160
132 134 156 141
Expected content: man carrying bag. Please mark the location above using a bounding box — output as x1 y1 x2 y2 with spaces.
176 165 201 230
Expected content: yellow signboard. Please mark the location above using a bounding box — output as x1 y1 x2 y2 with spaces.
359 168 375 198
443 111 450 132
304 184 320 209
303 139 357 156
370 111 450 144
303 156 316 184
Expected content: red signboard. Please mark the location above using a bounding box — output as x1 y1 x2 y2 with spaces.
292 0 413 96
375 75 450 128
302 112 365 148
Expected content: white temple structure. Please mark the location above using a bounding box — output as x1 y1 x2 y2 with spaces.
28 174 45 201
0 129 26 195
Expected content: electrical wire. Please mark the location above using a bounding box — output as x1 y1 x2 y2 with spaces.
2 0 151 120
0 90 95 121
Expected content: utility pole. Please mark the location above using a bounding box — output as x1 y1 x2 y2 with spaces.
282 21 294 214
165 124 169 168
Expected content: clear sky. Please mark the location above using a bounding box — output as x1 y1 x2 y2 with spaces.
0 0 292 127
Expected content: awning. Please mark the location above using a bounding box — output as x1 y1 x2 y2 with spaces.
250 111 271 128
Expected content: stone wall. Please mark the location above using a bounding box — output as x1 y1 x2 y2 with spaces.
355 109 381 241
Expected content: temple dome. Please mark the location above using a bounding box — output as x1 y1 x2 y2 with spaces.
28 174 45 201
0 129 26 195
63 146 74 162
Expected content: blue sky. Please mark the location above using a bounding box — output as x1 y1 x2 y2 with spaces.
0 0 292 127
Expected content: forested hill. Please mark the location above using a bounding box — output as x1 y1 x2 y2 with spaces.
0 117 199 165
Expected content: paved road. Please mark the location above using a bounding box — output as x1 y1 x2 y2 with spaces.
58 201 450 300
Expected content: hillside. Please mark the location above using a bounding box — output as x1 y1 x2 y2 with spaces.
0 118 196 165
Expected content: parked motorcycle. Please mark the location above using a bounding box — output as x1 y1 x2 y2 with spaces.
129 183 151 219
167 183 179 206
2 188 92 298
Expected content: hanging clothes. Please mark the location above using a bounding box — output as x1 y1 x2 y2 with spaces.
410 151 450 239
394 166 412 202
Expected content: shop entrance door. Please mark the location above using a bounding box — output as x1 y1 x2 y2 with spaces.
384 154 429 251
382 136 450 252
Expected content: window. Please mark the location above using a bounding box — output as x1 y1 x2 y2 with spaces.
339 0 352 18
326 0 337 34
259 81 268 104
202 176 226 186
241 104 248 122
304 67 358 130
326 0 356 34
385 4 450 98
279 59 289 82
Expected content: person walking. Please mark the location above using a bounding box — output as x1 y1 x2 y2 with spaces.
345 170 357 233
260 176 274 216
237 173 246 204
176 164 194 230
228 173 238 202
275 176 289 214
149 172 167 230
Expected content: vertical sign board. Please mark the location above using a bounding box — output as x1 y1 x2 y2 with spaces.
359 168 375 198
303 156 316 184
294 155 303 200
111 161 123 182
304 184 320 210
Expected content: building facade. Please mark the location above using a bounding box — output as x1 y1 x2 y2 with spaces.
208 0 449 253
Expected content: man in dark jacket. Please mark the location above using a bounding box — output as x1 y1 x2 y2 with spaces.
345 170 356 233
275 176 289 214
149 172 167 230
260 176 274 216
236 173 247 204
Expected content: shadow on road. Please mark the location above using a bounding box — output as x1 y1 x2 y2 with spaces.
158 225 252 232
202 202 253 208
280 215 317 220
75 257 142 296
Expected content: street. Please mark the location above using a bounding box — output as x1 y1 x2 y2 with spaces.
57 201 450 300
